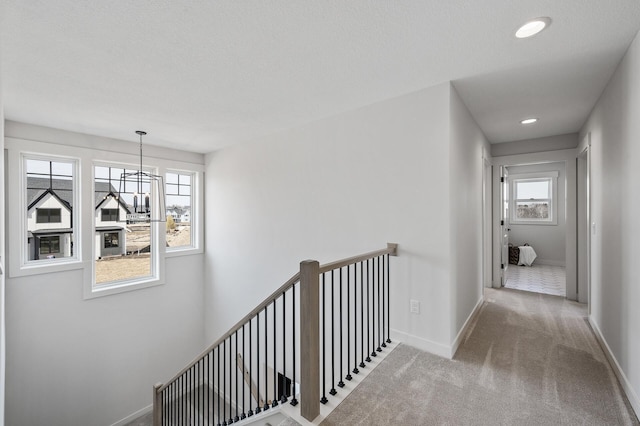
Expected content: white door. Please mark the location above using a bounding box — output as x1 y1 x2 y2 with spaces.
500 167 510 287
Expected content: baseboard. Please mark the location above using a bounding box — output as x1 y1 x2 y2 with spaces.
451 295 485 358
390 329 451 359
589 316 640 420
110 404 152 426
535 259 566 267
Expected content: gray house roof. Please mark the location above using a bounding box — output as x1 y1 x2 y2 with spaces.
27 177 131 212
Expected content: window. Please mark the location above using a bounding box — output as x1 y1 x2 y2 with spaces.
94 164 153 286
101 208 119 222
25 157 77 263
36 208 61 223
104 232 119 248
510 172 558 225
39 236 60 255
166 171 193 249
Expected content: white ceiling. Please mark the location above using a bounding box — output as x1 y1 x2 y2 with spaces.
1 1 640 153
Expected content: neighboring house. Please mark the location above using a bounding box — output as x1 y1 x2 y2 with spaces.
166 206 190 223
94 186 131 259
26 178 73 260
27 178 132 260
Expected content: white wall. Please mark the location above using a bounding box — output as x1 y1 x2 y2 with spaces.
205 82 487 358
0 43 6 426
507 162 566 266
491 133 578 157
579 29 640 416
4 124 206 426
448 86 490 344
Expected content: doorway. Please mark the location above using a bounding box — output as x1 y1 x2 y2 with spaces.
493 159 573 298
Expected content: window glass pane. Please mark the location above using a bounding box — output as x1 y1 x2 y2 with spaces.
516 180 549 199
166 172 179 184
94 165 152 285
26 157 75 262
516 201 549 219
166 172 192 248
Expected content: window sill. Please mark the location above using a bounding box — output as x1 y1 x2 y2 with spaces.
9 257 84 278
165 246 203 258
83 274 165 300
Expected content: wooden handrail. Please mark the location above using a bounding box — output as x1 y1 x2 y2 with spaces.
318 243 398 274
157 243 398 394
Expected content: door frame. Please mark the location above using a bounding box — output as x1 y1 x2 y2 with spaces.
577 134 591 307
491 149 578 299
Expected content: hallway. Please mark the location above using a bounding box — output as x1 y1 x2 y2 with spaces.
323 288 638 425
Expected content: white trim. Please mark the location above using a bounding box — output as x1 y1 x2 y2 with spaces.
110 404 151 426
390 329 452 359
509 171 558 225
589 316 640 419
165 169 203 255
6 150 83 278
451 295 485 357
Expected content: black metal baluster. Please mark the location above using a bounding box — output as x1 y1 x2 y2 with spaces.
281 291 287 403
359 261 365 369
263 306 269 412
291 283 299 406
229 336 233 425
216 346 220 426
320 273 328 404
382 254 387 348
255 312 261 415
346 264 353 380
338 267 345 388
208 352 211 426
196 360 200 426
223 339 227 425
235 331 239 422
182 374 185 425
272 299 278 408
330 269 337 396
248 318 254 417
386 253 391 344
371 257 377 358
241 324 246 420
366 259 372 363
377 256 382 353
192 366 195 425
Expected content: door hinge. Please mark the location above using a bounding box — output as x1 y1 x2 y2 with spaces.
501 220 504 226
501 263 504 270
501 177 505 183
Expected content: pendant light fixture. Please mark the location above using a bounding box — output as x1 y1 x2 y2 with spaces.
117 130 166 223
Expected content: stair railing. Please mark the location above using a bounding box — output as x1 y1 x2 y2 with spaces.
153 243 397 426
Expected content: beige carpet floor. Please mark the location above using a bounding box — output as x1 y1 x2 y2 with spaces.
322 288 639 426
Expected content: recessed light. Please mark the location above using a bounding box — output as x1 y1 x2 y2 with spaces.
515 17 551 38
521 118 538 124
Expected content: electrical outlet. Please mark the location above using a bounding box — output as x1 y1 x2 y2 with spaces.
410 299 420 314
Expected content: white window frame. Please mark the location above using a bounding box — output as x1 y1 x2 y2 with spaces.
509 171 558 225
6 150 81 277
88 160 165 299
165 169 201 255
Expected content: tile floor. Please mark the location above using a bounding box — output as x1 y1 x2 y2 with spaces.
504 263 566 297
